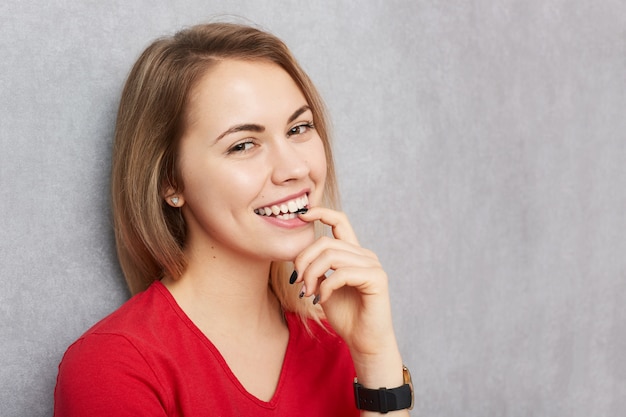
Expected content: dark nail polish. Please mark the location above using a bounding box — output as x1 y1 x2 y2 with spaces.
289 270 298 284
296 208 308 214
312 294 320 305
299 284 307 299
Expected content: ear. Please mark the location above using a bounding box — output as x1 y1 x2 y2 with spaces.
163 186 185 208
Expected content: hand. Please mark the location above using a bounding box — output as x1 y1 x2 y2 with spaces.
293 207 399 359
294 207 409 416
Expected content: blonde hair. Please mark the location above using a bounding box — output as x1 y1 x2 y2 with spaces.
111 22 339 323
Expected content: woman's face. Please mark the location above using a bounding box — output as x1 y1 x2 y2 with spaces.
174 59 327 263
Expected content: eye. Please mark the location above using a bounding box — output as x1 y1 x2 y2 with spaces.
287 122 315 137
227 140 255 154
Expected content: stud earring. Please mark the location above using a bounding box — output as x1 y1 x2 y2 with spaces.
170 196 179 206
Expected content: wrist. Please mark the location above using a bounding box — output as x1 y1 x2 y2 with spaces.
351 347 404 389
353 364 414 414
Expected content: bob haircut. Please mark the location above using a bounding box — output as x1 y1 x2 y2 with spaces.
111 22 339 322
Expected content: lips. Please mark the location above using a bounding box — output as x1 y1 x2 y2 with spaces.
254 194 309 220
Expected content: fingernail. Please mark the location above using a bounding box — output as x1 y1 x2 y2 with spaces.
312 294 320 305
299 285 306 299
289 270 298 284
296 208 308 214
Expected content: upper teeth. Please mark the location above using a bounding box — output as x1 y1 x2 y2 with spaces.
255 194 309 216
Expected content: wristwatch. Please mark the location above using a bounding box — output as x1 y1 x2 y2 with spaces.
353 365 414 413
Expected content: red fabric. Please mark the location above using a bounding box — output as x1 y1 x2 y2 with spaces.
54 281 359 416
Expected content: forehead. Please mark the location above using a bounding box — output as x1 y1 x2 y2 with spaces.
184 59 308 129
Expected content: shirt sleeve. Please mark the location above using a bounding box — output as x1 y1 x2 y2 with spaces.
54 333 170 417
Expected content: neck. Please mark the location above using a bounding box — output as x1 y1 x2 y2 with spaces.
162 239 285 336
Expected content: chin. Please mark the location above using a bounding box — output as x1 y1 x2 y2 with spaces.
269 234 316 262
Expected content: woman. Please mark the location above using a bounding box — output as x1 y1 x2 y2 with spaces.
54 22 413 416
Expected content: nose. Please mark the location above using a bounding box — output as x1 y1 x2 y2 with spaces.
270 138 310 184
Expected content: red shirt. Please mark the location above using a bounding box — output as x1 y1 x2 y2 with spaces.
54 281 359 416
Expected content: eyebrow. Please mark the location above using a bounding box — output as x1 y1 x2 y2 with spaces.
287 105 310 124
214 123 265 142
214 105 311 142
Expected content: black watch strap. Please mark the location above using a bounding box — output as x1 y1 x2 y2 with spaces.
353 382 413 413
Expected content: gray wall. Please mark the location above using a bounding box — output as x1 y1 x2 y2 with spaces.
1 1 625 416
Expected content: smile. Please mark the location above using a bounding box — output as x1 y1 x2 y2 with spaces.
254 194 309 220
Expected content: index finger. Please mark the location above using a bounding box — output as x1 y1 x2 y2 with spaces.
299 207 360 245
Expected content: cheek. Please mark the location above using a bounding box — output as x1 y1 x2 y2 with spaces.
184 163 260 208
309 138 328 186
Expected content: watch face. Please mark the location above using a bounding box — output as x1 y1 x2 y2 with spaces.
403 366 414 410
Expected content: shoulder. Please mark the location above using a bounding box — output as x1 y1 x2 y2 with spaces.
83 282 170 335
57 283 172 375
58 281 177 372
287 312 344 340
285 312 354 363
54 283 176 415
55 331 171 416
56 331 156 391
